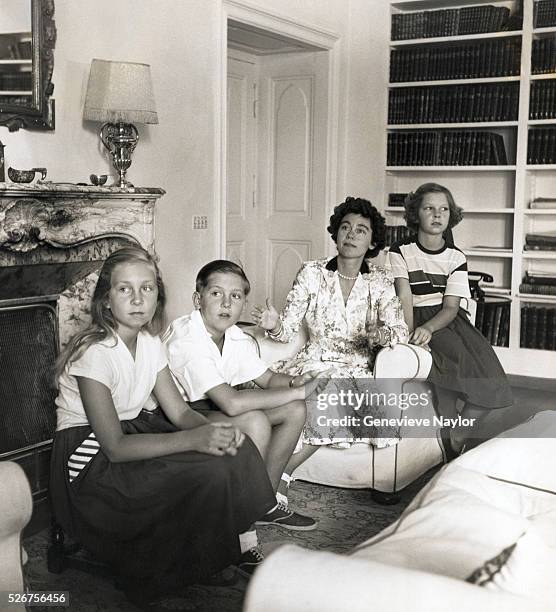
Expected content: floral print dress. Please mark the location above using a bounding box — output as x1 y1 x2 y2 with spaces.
270 257 409 447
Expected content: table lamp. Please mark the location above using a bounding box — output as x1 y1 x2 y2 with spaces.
83 59 158 188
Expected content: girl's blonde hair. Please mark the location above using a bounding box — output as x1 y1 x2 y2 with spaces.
54 246 166 383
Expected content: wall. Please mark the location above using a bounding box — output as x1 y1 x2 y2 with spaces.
0 0 389 322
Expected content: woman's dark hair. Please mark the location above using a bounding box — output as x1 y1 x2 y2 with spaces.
327 196 385 258
54 246 166 383
196 260 251 296
404 183 464 233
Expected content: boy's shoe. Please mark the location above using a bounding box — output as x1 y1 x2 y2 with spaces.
255 502 317 531
236 546 265 578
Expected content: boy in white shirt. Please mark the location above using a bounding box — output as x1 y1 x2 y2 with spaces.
163 261 318 573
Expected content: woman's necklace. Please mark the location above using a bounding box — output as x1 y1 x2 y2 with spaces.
337 271 359 281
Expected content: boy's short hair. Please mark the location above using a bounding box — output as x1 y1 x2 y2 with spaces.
196 260 251 295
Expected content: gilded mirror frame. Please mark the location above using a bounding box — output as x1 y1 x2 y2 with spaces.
0 0 56 132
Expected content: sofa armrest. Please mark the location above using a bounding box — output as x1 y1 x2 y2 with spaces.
373 343 432 380
244 545 532 612
0 461 33 605
244 325 432 381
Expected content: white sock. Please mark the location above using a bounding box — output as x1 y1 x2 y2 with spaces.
281 472 293 485
239 529 258 554
276 491 288 506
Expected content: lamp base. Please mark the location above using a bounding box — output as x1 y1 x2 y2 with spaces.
99 122 139 189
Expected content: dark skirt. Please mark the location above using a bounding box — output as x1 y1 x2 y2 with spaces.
414 305 513 410
49 408 275 595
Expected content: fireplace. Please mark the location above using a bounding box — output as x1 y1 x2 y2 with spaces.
0 183 164 531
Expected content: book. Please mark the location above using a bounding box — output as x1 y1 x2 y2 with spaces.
530 197 556 209
526 231 556 245
520 306 528 347
537 307 548 349
548 308 556 350
492 304 504 346
497 304 510 347
524 244 556 251
523 272 556 286
519 283 556 295
388 193 407 207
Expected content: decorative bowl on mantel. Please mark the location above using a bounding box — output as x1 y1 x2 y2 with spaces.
8 167 48 183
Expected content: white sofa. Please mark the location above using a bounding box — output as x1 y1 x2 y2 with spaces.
245 326 444 492
244 410 556 612
0 461 33 612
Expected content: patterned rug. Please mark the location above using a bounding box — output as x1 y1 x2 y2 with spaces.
23 468 439 612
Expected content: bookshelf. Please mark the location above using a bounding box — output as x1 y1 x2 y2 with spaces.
386 0 556 378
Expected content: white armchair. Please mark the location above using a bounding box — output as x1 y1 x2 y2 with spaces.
243 326 443 493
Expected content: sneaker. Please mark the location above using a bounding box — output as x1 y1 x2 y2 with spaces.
236 546 265 578
255 502 317 531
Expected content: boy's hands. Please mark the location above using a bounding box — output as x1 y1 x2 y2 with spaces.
251 299 280 331
190 422 244 456
290 370 330 399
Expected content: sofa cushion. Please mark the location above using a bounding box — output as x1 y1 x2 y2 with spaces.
352 465 535 580
456 410 556 494
468 528 556 605
244 544 530 612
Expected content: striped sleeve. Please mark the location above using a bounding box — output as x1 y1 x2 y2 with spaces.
445 251 471 299
388 243 409 280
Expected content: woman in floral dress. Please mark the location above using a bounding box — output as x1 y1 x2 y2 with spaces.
251 197 409 473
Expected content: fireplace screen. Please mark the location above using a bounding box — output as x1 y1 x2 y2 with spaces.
0 303 58 456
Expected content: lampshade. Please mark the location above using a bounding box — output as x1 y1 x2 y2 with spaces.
83 59 158 125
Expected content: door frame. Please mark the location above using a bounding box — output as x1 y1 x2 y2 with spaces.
216 0 342 259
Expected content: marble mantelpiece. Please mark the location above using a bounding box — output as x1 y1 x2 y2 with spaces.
0 183 165 346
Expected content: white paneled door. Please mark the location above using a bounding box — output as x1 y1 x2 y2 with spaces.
227 49 329 313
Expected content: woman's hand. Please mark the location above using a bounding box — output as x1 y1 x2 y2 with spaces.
188 422 238 456
366 307 385 347
410 325 432 346
251 298 280 332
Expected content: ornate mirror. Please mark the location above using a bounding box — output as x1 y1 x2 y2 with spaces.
0 0 56 131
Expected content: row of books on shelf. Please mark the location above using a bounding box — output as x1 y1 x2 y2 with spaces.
387 131 508 166
520 270 556 294
527 128 556 164
391 5 515 41
520 305 556 350
0 72 32 91
534 0 556 28
388 82 519 125
531 36 556 74
384 225 413 246
529 79 556 120
475 299 510 347
524 231 556 251
390 39 522 83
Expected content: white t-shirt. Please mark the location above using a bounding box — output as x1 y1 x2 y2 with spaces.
163 309 268 402
55 331 168 431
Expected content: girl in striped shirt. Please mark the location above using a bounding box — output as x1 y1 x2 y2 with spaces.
389 183 512 458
